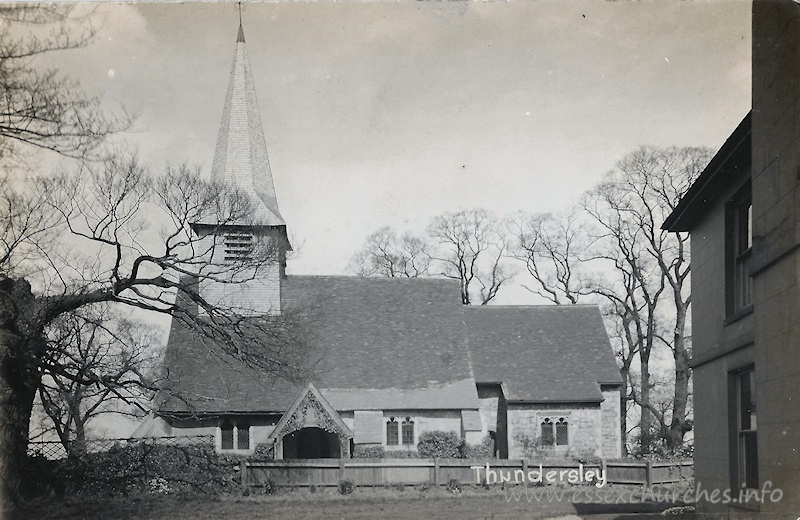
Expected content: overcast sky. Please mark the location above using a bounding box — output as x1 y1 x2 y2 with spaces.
35 0 751 304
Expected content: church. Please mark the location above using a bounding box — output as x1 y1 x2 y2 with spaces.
135 23 623 461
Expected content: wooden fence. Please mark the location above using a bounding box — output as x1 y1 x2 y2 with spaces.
241 458 692 489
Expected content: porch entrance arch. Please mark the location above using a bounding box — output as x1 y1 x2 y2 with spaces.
267 382 353 459
283 427 340 459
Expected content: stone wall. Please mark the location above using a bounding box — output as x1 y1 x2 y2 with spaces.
506 403 601 460
600 386 622 459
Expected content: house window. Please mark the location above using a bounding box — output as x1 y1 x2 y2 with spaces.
401 418 415 445
220 422 250 451
727 187 752 315
556 418 569 446
386 417 399 446
735 367 758 489
223 232 253 262
541 418 554 446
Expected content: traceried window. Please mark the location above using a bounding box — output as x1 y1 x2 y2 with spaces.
223 232 253 263
541 418 554 446
735 367 758 489
727 186 752 316
401 418 415 445
386 417 399 446
555 418 569 446
541 417 569 447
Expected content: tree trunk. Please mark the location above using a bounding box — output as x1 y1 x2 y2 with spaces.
0 278 44 506
639 357 652 454
668 307 691 449
619 365 630 454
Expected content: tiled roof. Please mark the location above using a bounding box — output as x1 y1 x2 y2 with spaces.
160 275 479 413
465 305 623 402
159 277 621 414
208 25 284 227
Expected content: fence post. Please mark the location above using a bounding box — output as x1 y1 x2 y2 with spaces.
433 457 440 486
645 460 653 487
521 459 528 488
240 460 247 490
339 458 346 481
601 459 607 486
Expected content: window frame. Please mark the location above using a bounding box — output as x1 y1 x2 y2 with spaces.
401 417 415 446
219 422 251 452
726 185 753 318
555 418 569 446
733 366 758 490
386 417 399 446
541 418 554 447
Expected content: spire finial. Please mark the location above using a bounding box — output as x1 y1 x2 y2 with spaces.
236 2 245 43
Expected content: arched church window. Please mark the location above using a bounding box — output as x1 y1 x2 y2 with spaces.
386 417 399 446
401 418 415 445
541 418 554 446
221 422 235 450
556 418 569 446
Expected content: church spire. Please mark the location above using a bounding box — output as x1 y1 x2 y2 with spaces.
210 19 284 227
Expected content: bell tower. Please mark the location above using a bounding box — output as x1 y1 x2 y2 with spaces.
190 21 290 315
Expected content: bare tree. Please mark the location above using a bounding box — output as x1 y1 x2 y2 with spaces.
34 306 161 455
1 157 309 503
508 209 591 305
0 5 130 163
581 145 711 452
428 208 513 305
512 146 711 453
348 226 431 278
350 209 514 305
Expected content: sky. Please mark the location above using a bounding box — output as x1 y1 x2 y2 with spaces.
31 0 751 305
17 0 752 439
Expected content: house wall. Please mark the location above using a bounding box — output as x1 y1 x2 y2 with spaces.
751 1 800 515
687 162 756 516
506 403 601 460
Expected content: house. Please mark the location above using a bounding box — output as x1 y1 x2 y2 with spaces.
662 1 800 515
135 23 623 461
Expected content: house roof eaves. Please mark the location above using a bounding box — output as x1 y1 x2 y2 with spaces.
662 111 752 232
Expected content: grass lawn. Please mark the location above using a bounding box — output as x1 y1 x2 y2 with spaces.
8 485 696 520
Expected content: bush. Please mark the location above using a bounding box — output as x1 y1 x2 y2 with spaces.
251 443 275 460
260 479 277 495
417 431 461 458
352 445 385 458
338 480 355 495
446 478 461 494
384 450 419 458
20 442 238 499
459 435 494 459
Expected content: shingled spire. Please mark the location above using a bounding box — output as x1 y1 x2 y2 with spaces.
211 21 284 227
